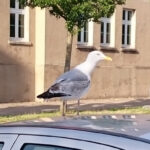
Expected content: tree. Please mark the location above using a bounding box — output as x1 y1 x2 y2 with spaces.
19 0 125 115
19 0 125 72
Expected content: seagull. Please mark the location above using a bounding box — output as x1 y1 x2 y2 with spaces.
37 50 112 115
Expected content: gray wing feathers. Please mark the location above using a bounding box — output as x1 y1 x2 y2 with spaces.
49 69 90 99
56 68 89 82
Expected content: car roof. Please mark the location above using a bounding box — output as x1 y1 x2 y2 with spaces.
0 124 150 145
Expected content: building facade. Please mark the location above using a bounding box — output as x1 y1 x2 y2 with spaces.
0 0 150 102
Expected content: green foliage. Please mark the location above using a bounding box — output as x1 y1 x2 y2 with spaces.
19 0 125 34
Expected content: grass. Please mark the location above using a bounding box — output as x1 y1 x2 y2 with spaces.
0 112 61 124
80 107 150 115
0 106 150 124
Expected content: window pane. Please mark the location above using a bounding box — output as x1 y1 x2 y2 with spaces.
22 144 78 150
106 23 110 43
101 33 104 43
101 21 104 32
127 25 131 44
19 2 25 9
100 22 104 43
10 13 15 25
10 26 15 37
10 0 16 8
106 23 110 33
122 10 125 20
128 11 133 21
84 31 88 42
84 22 88 32
127 35 130 45
106 34 110 43
10 13 15 37
19 14 24 38
0 143 4 150
84 23 88 42
77 31 81 42
19 14 24 26
19 26 24 38
127 25 131 35
122 24 125 44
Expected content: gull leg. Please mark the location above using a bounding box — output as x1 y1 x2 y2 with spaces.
61 100 67 116
77 99 80 116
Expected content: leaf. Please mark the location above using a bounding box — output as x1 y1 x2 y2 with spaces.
19 0 125 33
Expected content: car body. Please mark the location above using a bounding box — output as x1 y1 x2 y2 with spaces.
0 125 150 150
141 132 150 140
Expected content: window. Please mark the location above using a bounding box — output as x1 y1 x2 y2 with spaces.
10 0 29 42
0 143 4 150
12 135 120 150
100 17 111 46
22 144 78 150
77 21 93 46
122 9 136 48
100 14 115 47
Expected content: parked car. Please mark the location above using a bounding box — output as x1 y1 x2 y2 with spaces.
0 125 150 150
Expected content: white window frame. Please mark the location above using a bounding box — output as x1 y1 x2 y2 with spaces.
77 21 93 46
100 13 115 47
122 9 136 48
10 0 29 42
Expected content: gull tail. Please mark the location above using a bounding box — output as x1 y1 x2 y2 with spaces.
37 91 70 99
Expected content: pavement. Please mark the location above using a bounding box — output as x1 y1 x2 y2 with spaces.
0 98 150 116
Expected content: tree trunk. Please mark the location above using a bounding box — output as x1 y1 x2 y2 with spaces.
61 32 73 116
64 32 73 72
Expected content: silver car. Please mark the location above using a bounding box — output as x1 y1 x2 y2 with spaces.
0 125 150 150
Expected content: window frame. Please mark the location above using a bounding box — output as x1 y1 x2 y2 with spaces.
10 0 29 42
100 17 111 46
122 9 136 48
100 13 115 48
0 134 18 150
77 21 93 46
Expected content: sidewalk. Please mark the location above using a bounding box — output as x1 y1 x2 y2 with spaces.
0 98 150 116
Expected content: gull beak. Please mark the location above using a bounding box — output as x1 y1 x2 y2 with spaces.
104 56 112 61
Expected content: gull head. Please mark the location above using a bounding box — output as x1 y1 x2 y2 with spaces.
75 50 112 76
86 50 112 65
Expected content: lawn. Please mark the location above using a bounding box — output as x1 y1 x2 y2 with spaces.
0 106 150 124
